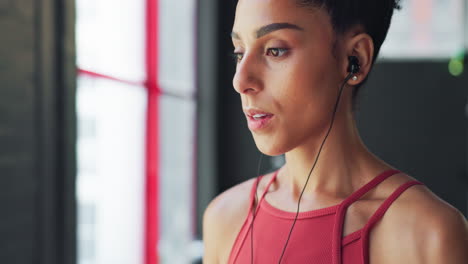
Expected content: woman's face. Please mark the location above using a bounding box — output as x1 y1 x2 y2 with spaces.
232 0 346 156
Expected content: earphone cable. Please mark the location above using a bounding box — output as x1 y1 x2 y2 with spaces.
277 73 354 263
248 72 355 264
249 152 263 264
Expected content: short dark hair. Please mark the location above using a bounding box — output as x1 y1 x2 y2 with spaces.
296 0 402 111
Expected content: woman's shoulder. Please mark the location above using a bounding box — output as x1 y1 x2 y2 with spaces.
382 171 466 230
202 171 276 263
203 170 277 223
372 171 468 263
373 171 464 219
203 177 255 225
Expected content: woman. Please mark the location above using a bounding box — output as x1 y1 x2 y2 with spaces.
203 0 468 263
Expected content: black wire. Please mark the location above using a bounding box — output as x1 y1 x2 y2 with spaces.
249 152 263 264
277 73 353 263
248 72 354 264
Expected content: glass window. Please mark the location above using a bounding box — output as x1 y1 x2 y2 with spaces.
76 76 147 264
76 0 147 262
379 0 465 59
76 0 199 263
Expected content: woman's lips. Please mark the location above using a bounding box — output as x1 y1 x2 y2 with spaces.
246 114 274 131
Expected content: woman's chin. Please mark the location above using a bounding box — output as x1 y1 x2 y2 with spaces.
254 139 287 157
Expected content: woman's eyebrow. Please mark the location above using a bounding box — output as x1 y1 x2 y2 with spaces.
231 22 304 40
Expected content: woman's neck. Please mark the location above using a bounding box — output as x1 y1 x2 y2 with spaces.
280 112 392 199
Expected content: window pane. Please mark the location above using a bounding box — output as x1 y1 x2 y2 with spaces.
158 0 199 262
159 0 196 96
159 95 197 263
76 0 146 82
76 76 147 264
380 0 464 59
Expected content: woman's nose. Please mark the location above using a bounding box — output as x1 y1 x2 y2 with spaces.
232 53 263 95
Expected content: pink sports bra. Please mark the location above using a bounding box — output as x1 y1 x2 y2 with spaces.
228 169 424 264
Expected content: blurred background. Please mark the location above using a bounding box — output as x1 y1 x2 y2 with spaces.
0 0 467 263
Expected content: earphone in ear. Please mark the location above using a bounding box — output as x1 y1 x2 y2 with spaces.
348 56 360 74
347 56 360 81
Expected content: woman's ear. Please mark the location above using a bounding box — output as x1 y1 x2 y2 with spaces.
344 30 374 85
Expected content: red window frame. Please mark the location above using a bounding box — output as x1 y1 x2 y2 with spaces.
77 0 161 263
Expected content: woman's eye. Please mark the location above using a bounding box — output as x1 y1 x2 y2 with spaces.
230 48 288 64
231 52 244 63
266 48 288 57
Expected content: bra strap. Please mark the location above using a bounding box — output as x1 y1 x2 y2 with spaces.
249 169 279 216
361 180 424 264
228 171 278 264
247 175 263 216
228 170 280 264
332 169 401 264
259 170 279 201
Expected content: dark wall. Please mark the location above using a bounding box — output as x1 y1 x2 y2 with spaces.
0 0 76 263
357 62 467 214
